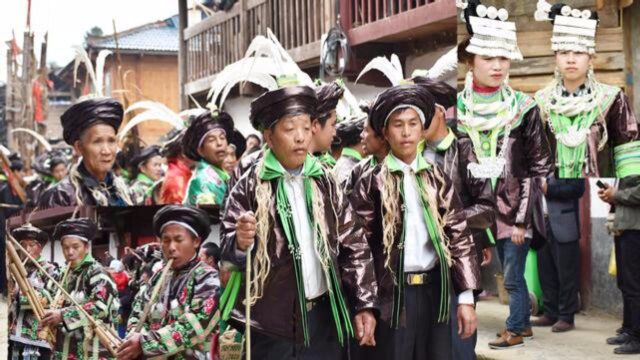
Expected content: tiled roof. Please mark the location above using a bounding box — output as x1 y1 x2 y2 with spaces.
87 16 179 53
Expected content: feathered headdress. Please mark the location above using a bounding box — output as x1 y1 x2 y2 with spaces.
207 28 314 109
118 100 206 142
457 0 523 61
534 1 599 54
72 46 112 99
356 51 457 108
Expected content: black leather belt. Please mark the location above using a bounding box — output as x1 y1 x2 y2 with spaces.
305 294 327 312
405 268 438 285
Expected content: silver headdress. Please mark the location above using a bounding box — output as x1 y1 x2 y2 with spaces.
457 0 523 61
535 0 598 54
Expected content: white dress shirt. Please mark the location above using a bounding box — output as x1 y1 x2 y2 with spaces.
283 167 328 299
391 154 474 305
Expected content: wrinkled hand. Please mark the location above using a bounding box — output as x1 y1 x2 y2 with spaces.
41 310 62 327
511 225 526 246
236 211 257 251
598 186 617 205
117 332 143 360
481 248 492 267
457 304 477 339
354 310 376 346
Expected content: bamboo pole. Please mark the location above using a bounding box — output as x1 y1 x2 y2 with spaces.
8 237 122 356
133 259 174 333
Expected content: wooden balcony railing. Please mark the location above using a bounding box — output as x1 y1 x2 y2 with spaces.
341 0 456 45
183 0 334 94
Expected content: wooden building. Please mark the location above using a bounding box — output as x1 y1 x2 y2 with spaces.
457 0 632 96
57 16 180 145
177 0 458 134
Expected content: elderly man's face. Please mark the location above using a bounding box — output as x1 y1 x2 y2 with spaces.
160 224 201 270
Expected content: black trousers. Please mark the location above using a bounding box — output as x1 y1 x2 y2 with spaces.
367 273 451 360
538 220 580 322
249 296 341 359
615 230 640 339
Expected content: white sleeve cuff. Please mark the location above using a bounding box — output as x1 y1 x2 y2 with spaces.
457 289 474 305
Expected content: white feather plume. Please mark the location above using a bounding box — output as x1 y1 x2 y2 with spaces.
356 55 404 86
118 109 185 141
207 28 313 108
94 50 112 96
419 47 458 81
11 128 52 152
73 46 97 92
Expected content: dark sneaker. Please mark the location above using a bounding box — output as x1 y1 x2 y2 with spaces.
551 320 575 333
532 315 557 327
489 331 524 350
614 339 640 355
608 332 633 345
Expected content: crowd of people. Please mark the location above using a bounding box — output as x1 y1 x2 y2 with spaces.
2 0 640 359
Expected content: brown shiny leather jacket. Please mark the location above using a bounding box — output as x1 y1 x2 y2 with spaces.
457 106 553 239
348 162 479 324
220 163 378 342
425 133 496 253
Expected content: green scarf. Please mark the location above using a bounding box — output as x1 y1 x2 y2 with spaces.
547 110 597 178
536 83 618 178
341 148 363 162
258 149 353 346
384 154 451 327
318 152 337 168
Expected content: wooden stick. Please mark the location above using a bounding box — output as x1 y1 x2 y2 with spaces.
133 259 174 333
245 249 251 359
9 236 122 356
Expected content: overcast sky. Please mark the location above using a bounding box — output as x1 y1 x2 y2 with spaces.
0 0 179 83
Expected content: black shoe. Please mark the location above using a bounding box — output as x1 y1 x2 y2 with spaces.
614 340 640 355
608 332 633 345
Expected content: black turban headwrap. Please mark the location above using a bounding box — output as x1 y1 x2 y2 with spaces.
61 98 123 145
160 129 186 159
369 84 437 138
228 129 247 159
315 82 344 125
153 205 211 240
182 110 234 161
132 145 161 169
335 118 365 148
9 153 23 171
411 77 457 109
53 218 98 242
250 85 318 131
11 224 49 246
49 155 67 172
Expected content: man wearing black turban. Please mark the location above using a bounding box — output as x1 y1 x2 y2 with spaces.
415 78 496 359
8 224 58 360
41 217 120 360
313 81 344 168
221 82 378 358
348 84 480 360
129 145 163 205
333 117 367 184
118 205 220 359
182 110 235 206
37 98 132 208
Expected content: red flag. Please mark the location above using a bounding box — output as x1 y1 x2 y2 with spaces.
10 30 21 60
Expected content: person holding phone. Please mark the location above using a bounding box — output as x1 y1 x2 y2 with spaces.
598 175 640 355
